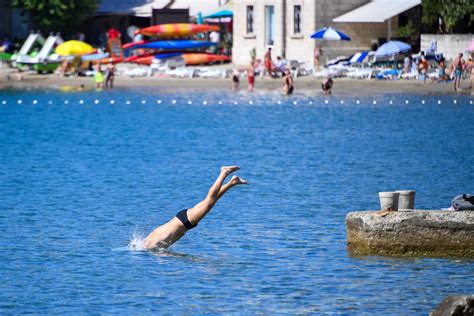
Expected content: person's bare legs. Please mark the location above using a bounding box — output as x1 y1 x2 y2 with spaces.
142 166 247 250
186 166 245 225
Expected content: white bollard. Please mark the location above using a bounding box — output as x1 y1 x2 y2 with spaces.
396 190 416 210
379 192 400 211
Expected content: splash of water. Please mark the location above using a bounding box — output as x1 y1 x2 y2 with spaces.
128 227 147 251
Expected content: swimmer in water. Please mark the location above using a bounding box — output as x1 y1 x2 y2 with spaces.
143 166 248 250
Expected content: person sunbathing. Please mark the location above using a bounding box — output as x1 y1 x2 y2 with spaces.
143 166 248 250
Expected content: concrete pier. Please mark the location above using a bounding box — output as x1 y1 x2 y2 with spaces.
345 210 474 257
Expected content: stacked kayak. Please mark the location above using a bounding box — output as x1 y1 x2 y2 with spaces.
136 23 219 38
123 23 230 66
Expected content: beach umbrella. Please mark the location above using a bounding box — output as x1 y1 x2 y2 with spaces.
375 41 411 58
310 27 351 41
466 38 474 52
55 40 95 56
203 1 233 19
203 10 233 19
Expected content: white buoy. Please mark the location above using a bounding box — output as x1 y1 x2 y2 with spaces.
126 100 131 105
293 101 297 105
249 101 253 105
438 100 442 104
48 101 52 105
389 100 393 105
188 101 192 105
356 100 360 104
32 100 38 105
141 100 146 104
64 100 69 104
218 101 222 105
422 100 425 104
17 100 22 104
277 100 281 105
110 100 115 104
324 100 329 104
94 99 99 104
340 100 344 104
373 100 377 105
309 101 313 105
157 100 162 104
453 100 457 104
203 101 208 105
470 100 473 104
172 100 177 104
79 100 84 104
405 100 409 104
1 101 6 105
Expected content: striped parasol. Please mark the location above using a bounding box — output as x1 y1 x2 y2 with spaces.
310 27 351 41
375 41 411 57
466 38 474 52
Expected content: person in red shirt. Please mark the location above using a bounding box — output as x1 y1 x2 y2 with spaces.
107 28 121 40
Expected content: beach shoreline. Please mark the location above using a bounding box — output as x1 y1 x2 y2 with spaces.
1 71 473 96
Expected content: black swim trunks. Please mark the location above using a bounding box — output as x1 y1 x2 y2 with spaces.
176 209 197 230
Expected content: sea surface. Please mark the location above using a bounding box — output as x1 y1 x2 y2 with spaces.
0 88 473 315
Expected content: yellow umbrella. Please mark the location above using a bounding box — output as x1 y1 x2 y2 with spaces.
55 40 95 56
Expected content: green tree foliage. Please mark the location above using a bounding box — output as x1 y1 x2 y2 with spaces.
12 0 100 34
422 0 474 33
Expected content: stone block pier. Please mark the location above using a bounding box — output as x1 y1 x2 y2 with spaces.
345 210 474 257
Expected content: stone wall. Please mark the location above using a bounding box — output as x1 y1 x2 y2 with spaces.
421 34 474 61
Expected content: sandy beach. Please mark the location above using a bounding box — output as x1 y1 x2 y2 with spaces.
1 68 473 96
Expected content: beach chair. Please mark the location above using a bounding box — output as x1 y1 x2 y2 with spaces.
346 67 373 80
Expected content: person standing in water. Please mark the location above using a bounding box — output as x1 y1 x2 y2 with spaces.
94 63 105 90
247 61 256 92
143 166 248 250
105 60 115 89
283 69 294 95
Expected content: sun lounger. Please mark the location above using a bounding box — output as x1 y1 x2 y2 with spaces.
346 67 373 79
165 67 196 78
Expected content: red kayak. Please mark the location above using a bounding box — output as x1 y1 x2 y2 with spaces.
136 23 219 38
182 53 230 65
122 41 146 50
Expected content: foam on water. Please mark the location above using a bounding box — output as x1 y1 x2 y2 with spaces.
128 231 146 251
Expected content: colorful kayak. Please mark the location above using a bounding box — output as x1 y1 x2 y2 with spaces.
136 24 219 37
181 53 230 65
132 40 215 51
128 53 230 66
122 41 146 50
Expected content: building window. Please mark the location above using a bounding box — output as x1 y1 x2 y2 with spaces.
246 6 254 34
265 5 275 45
294 5 301 34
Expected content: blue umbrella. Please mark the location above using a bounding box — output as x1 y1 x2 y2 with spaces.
310 27 350 41
203 10 233 19
375 41 411 57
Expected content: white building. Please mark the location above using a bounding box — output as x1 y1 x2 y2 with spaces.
232 0 421 65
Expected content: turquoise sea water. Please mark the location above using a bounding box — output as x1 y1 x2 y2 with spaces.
0 88 473 314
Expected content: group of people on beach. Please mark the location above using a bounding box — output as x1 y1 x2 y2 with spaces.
231 47 332 95
93 62 115 90
403 51 473 93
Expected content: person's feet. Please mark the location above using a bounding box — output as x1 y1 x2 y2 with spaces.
221 166 240 176
230 175 248 185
